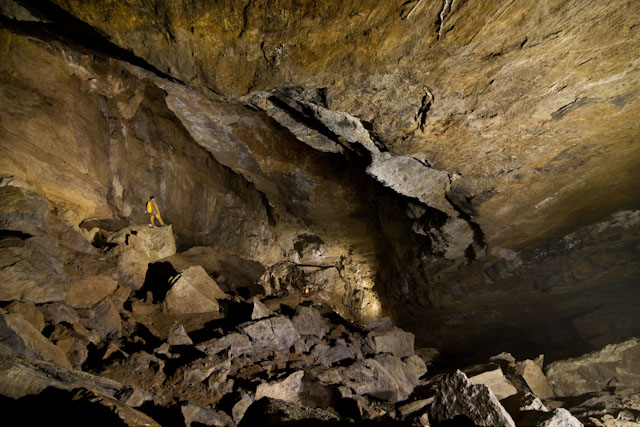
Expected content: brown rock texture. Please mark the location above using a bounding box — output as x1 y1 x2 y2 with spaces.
0 0 639 370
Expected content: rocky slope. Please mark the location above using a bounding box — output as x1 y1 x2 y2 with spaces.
2 217 637 426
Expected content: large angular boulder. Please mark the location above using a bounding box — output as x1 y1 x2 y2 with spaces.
240 315 301 352
107 225 177 289
238 397 339 427
366 322 415 358
197 332 253 358
64 274 119 309
0 311 71 369
162 266 229 314
291 305 327 339
545 338 640 396
431 370 515 427
5 301 45 332
467 363 518 401
0 238 67 304
515 359 554 399
340 354 424 403
518 408 583 427
256 371 304 403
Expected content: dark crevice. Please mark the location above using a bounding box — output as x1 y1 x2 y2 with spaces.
2 0 182 84
268 95 353 153
0 229 32 240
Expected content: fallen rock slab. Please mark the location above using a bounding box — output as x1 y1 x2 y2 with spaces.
431 370 515 427
163 265 229 314
467 363 518 400
0 312 71 369
545 338 640 397
256 370 304 403
515 359 554 399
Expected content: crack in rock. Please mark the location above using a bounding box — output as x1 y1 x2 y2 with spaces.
248 87 380 156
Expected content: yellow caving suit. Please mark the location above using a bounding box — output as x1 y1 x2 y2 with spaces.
146 199 164 227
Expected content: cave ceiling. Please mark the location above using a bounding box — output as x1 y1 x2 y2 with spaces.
25 0 638 251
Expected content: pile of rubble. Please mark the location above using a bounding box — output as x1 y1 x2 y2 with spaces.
1 186 639 426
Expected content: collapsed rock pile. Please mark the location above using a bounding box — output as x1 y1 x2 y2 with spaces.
1 184 638 426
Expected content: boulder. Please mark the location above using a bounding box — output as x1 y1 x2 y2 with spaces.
240 316 300 352
0 350 140 401
431 370 515 427
518 408 583 427
5 301 44 332
0 312 71 369
64 274 118 309
366 325 415 358
374 353 426 402
107 225 177 289
162 266 229 314
291 305 327 339
0 238 67 304
48 324 89 368
77 298 122 341
197 332 253 358
181 403 233 427
256 370 304 403
340 355 423 403
515 359 554 399
167 322 193 346
545 338 640 397
232 393 255 425
467 363 518 400
250 298 274 320
238 397 339 427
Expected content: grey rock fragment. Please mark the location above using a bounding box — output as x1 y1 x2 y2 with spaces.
167 322 193 346
367 326 415 358
431 370 515 427
181 402 233 427
291 305 327 339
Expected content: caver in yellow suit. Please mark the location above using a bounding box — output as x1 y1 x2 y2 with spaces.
146 196 164 227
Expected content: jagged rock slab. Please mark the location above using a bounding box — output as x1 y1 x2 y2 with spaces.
431 370 515 427
0 350 146 404
64 274 118 309
239 315 301 352
291 305 327 339
367 325 415 358
5 301 44 332
0 312 71 369
181 402 233 427
515 359 554 399
256 370 304 403
107 226 177 289
167 321 193 346
163 265 229 314
467 363 518 400
197 332 253 358
546 338 640 397
518 408 583 427
238 397 339 427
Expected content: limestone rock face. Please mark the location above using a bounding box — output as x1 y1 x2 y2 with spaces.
163 266 229 314
546 338 640 397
